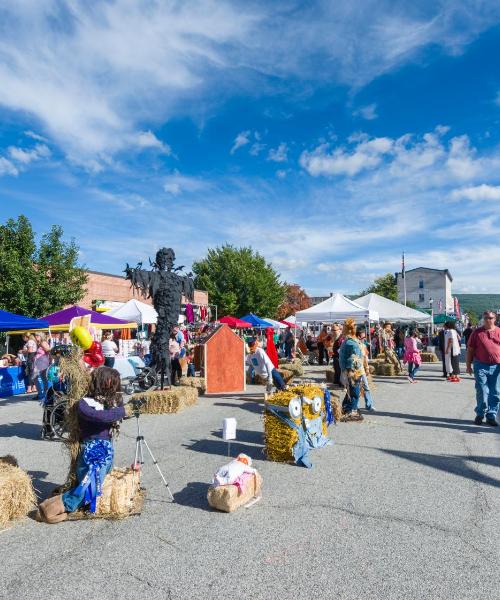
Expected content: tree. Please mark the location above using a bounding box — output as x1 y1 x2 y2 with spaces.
277 283 311 319
359 273 398 301
192 244 286 318
0 215 88 317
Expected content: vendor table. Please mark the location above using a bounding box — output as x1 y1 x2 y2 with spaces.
0 365 26 397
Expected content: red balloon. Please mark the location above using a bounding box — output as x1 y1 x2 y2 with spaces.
83 341 105 367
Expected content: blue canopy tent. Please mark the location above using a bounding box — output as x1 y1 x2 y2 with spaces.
0 309 49 332
0 310 50 397
240 313 274 328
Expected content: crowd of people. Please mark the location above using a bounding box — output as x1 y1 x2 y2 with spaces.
244 311 499 427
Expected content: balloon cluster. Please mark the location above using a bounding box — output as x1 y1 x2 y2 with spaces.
70 326 104 368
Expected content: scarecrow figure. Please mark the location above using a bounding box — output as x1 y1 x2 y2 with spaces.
125 247 194 387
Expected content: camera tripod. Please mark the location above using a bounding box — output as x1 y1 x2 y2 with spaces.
130 404 174 502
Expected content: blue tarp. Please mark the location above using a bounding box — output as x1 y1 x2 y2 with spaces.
0 309 49 332
240 313 274 328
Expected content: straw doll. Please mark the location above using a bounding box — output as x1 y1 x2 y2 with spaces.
38 367 132 523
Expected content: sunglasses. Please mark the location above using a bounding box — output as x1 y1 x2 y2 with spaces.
484 316 495 320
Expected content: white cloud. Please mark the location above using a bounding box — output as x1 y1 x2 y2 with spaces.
0 157 19 176
446 135 481 179
0 1 497 170
8 143 51 164
276 169 287 179
24 130 48 142
249 142 266 156
230 130 251 154
163 172 208 195
300 136 393 177
267 142 288 163
136 131 171 154
353 103 378 120
451 184 500 201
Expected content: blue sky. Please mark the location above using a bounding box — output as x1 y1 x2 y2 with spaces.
1 1 500 295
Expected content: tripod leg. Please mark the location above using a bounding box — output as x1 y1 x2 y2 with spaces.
131 439 141 499
142 438 175 502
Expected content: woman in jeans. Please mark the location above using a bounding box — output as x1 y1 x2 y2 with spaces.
22 333 38 393
33 332 51 401
404 329 422 383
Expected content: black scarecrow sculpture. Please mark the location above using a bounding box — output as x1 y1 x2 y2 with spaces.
125 248 194 388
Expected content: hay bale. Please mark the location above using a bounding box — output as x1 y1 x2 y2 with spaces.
67 468 144 521
279 368 295 383
96 468 139 516
178 376 206 394
132 387 198 414
331 395 343 423
421 352 438 363
264 384 327 463
0 456 37 529
377 363 396 376
207 471 262 513
278 360 304 377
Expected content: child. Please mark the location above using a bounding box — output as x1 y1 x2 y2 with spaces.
185 348 196 377
38 367 132 523
404 329 422 383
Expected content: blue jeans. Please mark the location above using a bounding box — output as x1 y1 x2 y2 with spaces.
35 369 49 401
408 362 420 380
272 368 286 390
62 441 113 512
473 361 500 419
343 378 361 412
360 373 373 409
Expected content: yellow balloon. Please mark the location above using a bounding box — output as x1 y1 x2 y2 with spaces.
70 326 93 350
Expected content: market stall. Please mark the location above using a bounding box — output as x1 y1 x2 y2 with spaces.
295 293 379 323
353 293 431 323
0 309 50 397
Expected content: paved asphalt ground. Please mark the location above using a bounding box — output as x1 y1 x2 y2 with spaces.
1 362 499 600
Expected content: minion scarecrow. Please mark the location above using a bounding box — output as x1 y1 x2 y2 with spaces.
264 384 334 468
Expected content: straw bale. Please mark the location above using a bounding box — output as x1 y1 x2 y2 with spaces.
178 376 206 394
0 457 37 529
421 351 438 363
96 468 139 516
68 468 144 521
132 387 198 414
279 368 295 383
377 363 396 376
207 471 263 513
277 360 304 376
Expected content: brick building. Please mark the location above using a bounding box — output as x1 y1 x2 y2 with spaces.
81 270 209 310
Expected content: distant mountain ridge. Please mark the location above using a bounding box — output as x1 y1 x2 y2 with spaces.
456 294 500 315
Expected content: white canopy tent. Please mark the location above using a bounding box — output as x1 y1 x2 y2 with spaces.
354 293 431 324
107 299 158 324
295 293 379 323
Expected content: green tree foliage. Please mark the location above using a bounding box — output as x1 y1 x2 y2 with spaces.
0 215 88 317
192 244 286 318
360 273 398 301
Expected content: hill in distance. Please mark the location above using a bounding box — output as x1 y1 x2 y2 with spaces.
456 294 500 316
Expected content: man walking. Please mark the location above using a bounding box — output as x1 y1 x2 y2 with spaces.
466 310 500 426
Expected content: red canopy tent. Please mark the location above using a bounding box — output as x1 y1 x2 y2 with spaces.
280 319 299 329
219 316 252 328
